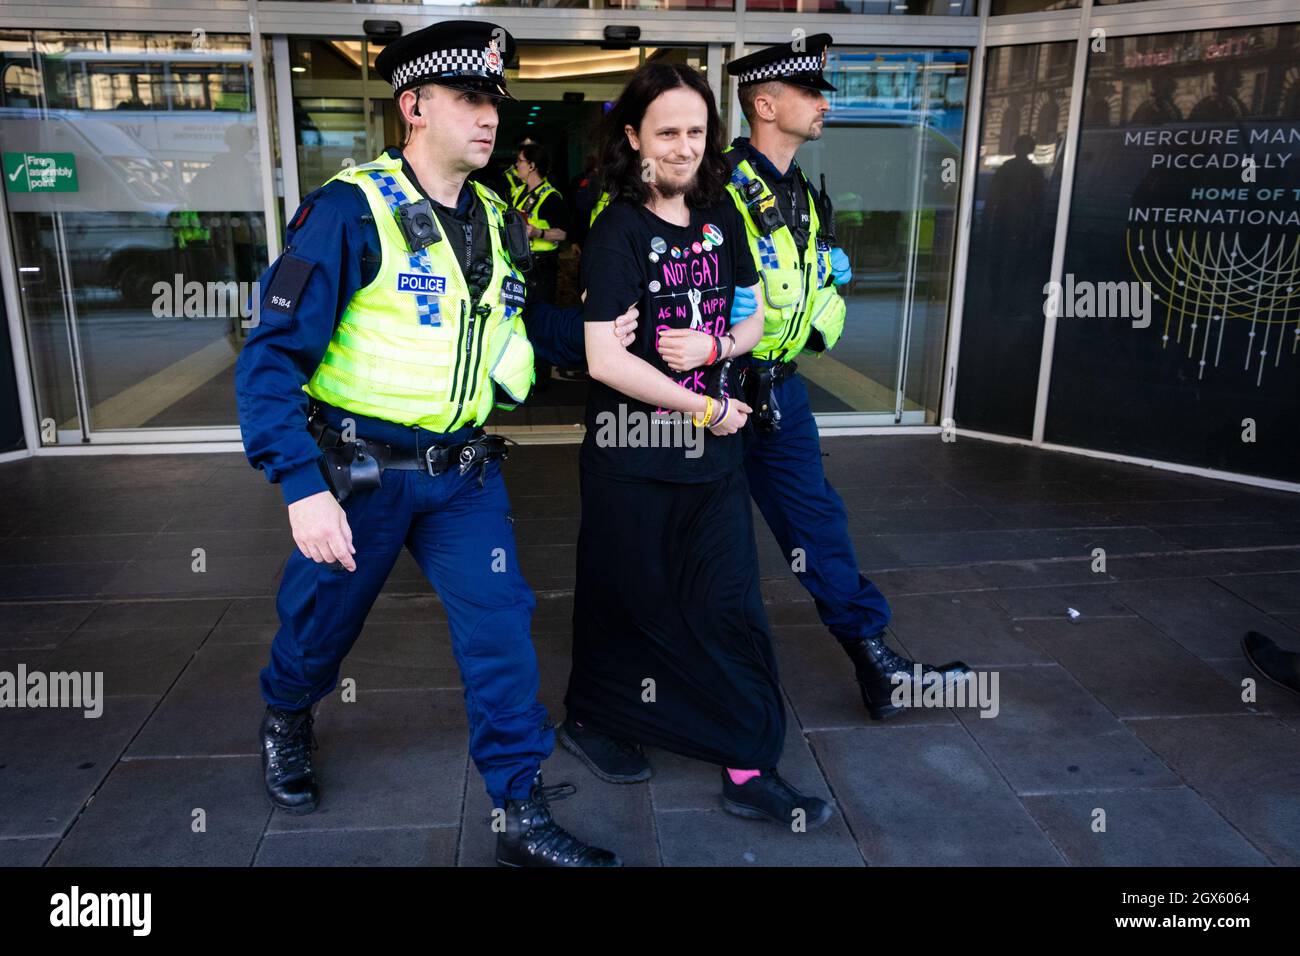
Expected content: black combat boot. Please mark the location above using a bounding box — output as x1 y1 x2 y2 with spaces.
844 633 972 720
260 704 319 813
496 774 622 867
558 716 652 783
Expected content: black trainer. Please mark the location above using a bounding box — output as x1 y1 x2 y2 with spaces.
496 774 622 867
558 716 651 783
844 633 972 720
260 704 319 814
719 768 833 831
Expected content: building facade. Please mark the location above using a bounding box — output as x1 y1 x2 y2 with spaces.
1 0 1296 487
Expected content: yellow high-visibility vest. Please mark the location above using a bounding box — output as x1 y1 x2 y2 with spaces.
302 152 535 430
723 148 845 362
518 179 561 253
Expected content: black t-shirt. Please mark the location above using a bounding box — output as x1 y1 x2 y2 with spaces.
579 196 759 484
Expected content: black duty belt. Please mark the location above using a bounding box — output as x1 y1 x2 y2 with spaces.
308 415 513 501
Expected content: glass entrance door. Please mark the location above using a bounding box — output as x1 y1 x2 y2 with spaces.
1 29 270 444
756 47 970 425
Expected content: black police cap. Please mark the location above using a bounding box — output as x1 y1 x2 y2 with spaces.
374 19 517 101
726 34 836 93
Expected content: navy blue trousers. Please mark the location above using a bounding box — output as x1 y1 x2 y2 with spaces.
742 369 892 644
260 414 551 804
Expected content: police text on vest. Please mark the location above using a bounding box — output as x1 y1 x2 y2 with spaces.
397 273 447 295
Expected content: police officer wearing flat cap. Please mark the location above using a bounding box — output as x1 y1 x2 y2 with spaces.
234 19 632 867
720 35 971 718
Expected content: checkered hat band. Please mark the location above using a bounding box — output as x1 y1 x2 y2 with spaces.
738 54 823 85
392 48 503 89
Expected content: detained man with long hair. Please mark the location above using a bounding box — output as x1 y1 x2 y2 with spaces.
559 61 832 829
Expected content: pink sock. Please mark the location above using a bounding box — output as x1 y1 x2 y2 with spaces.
726 768 761 785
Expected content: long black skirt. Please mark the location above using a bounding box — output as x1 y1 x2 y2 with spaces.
564 465 786 769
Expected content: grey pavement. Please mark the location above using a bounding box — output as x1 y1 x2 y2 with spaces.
1 435 1299 866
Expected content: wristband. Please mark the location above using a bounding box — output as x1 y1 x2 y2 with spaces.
692 395 714 428
706 335 719 365
711 397 731 429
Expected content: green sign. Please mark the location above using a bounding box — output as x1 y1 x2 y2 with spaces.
4 152 78 193
214 92 250 112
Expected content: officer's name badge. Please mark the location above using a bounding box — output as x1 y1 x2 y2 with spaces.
501 277 526 309
397 272 447 295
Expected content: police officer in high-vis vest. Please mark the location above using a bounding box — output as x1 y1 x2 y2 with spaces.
512 143 567 304
719 36 971 717
503 133 535 208
513 143 568 390
234 20 631 867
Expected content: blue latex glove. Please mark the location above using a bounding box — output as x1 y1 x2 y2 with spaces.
830 247 852 286
729 285 757 323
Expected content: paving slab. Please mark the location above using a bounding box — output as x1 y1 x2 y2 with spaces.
46 755 269 866
1127 715 1300 866
950 664 1180 794
0 696 157 839
808 724 1066 866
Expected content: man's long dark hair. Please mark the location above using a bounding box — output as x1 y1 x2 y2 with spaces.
598 61 729 210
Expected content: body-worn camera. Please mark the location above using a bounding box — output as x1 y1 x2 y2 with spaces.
503 208 534 273
744 187 784 236
398 199 441 251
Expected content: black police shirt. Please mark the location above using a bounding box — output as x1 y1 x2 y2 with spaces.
580 196 759 484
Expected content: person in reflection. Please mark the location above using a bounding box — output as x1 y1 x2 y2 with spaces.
984 133 1045 312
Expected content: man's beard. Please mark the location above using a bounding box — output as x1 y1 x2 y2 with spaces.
652 168 697 200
